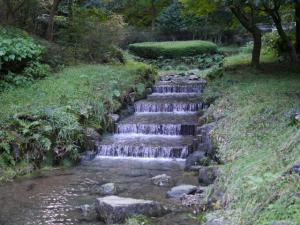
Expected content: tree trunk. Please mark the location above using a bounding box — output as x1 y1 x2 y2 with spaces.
252 29 262 68
230 6 262 68
46 0 61 42
151 0 156 31
296 0 300 54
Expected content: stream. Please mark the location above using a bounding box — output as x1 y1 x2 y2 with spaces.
0 74 205 225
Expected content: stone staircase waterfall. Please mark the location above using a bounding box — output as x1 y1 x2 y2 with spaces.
96 75 206 159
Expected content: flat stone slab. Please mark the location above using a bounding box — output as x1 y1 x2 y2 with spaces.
96 195 166 224
166 184 197 199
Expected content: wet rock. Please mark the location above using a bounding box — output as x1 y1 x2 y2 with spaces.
185 151 206 171
291 112 300 126
205 219 231 225
166 185 197 199
81 151 96 161
188 75 199 80
188 69 200 75
99 183 118 195
129 92 136 103
95 195 166 224
188 165 202 172
180 193 206 209
79 204 93 217
84 128 101 151
286 160 300 175
198 166 220 186
151 174 171 187
109 114 120 122
75 204 97 222
146 87 152 95
160 76 172 81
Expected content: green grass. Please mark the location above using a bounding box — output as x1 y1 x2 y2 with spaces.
0 61 155 124
129 40 218 59
204 63 300 224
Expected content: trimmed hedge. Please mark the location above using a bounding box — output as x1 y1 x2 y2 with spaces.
129 40 218 59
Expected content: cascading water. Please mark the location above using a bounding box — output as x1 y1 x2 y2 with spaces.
96 75 205 159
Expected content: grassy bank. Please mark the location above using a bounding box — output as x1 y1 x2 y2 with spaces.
204 61 300 224
0 61 156 182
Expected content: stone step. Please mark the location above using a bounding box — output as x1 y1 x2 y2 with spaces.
96 134 196 159
147 94 202 101
134 98 203 113
152 83 203 94
116 113 199 135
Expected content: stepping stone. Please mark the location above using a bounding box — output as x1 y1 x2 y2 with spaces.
166 184 197 198
95 196 166 224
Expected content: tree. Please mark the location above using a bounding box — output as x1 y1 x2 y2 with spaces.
106 0 172 28
156 1 187 39
295 0 300 54
1 0 26 24
229 1 262 68
46 0 62 41
261 0 297 61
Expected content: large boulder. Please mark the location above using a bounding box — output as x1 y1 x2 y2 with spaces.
151 174 172 187
166 185 197 199
185 151 207 171
198 166 220 186
95 196 166 224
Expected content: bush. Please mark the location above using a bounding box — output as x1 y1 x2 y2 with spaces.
129 40 218 59
0 37 43 73
262 32 295 56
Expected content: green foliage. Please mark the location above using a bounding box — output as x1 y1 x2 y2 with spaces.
155 1 187 37
23 62 51 79
262 32 295 57
0 61 157 180
58 8 125 63
129 40 218 59
0 37 43 71
0 27 52 90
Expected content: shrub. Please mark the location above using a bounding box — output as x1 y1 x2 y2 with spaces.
23 62 51 79
262 32 295 56
0 37 43 73
129 40 218 59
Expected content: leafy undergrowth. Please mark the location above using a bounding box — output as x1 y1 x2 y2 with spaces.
0 61 157 182
204 63 300 224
